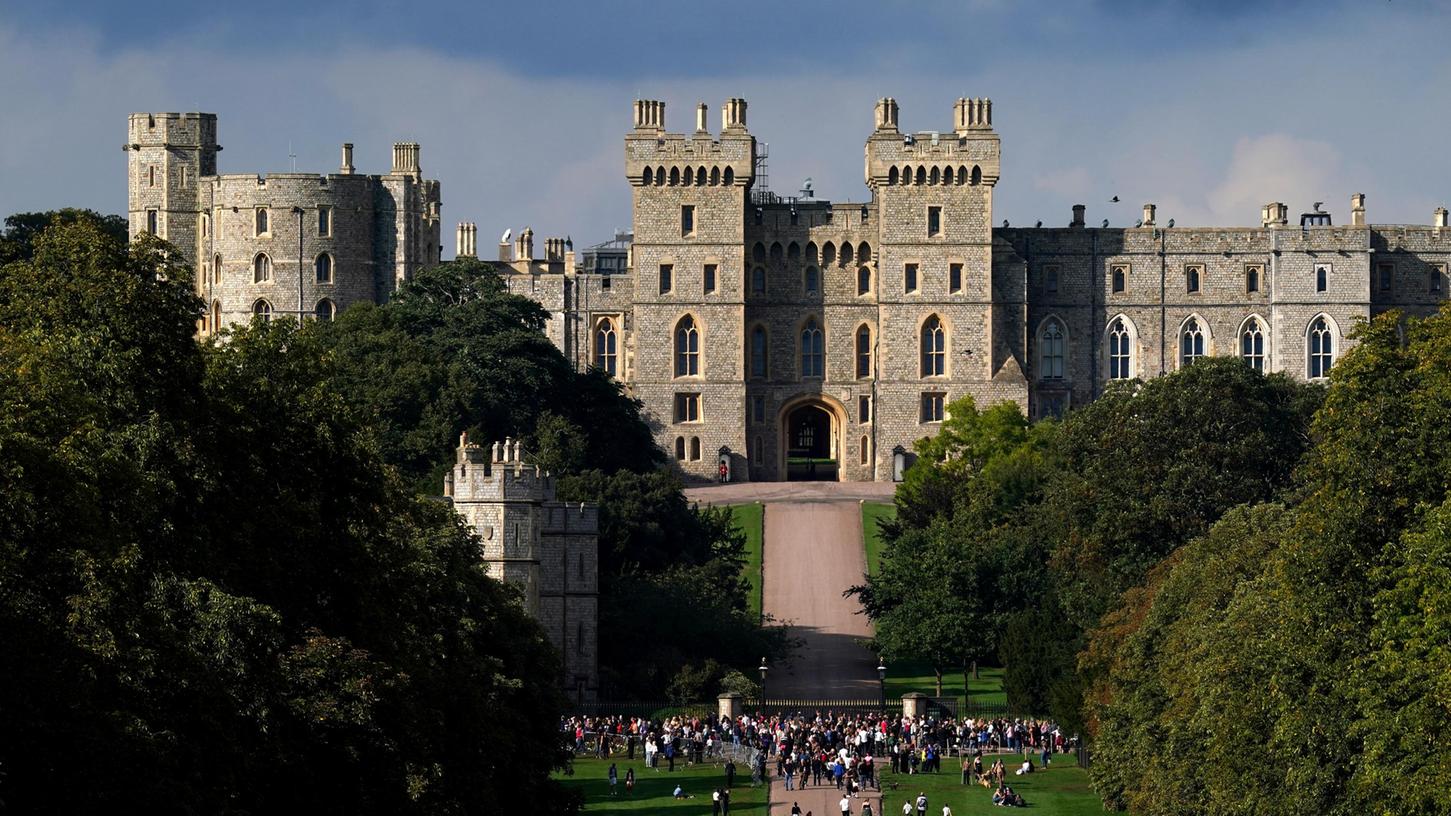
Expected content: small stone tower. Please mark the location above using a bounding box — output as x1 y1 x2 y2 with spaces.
444 432 599 703
124 112 219 259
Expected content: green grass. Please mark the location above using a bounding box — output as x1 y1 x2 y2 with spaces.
728 502 764 620
875 756 1099 815
883 661 1007 710
861 501 897 577
557 756 768 814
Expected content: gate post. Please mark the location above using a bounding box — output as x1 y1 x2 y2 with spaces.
901 692 928 719
718 692 743 722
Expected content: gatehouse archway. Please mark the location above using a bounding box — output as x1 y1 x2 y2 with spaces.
780 396 845 481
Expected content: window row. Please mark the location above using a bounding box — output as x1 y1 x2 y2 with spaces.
885 164 983 186
642 165 735 186
657 263 718 295
752 240 873 266
247 298 337 323
241 252 337 284
1102 262 1343 296
1377 262 1447 294
738 315 950 380
1089 313 1339 382
673 436 704 461
247 206 333 238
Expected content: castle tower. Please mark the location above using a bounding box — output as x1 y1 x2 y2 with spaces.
626 98 754 480
124 112 219 271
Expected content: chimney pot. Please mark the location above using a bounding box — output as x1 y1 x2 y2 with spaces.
1071 204 1086 228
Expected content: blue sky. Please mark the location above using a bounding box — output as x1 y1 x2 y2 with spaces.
3 0 1449 252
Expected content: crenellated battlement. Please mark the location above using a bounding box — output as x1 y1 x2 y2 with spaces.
625 98 754 187
866 97 1000 188
445 432 556 504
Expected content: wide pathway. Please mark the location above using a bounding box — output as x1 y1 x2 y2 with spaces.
684 480 895 505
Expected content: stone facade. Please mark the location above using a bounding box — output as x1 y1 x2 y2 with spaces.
125 113 441 334
482 96 1451 483
444 433 600 704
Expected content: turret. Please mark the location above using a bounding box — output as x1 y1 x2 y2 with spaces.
124 112 218 268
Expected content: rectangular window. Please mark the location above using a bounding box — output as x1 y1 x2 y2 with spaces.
659 263 673 295
752 396 766 424
318 207 332 237
601 276 612 291
949 263 962 294
1186 264 1203 294
927 206 942 237
145 209 158 235
1111 263 1128 294
180 167 188 187
1315 262 1331 293
858 395 872 424
681 205 695 237
1378 264 1393 293
905 263 919 294
703 263 717 295
1245 264 1262 294
1045 264 1060 294
920 392 945 423
255 208 269 236
1434 263 1446 293
673 393 700 423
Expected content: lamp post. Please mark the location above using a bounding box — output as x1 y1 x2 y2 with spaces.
757 657 768 708
291 206 305 323
877 660 887 708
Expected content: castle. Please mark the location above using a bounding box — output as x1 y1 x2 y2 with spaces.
127 101 1451 488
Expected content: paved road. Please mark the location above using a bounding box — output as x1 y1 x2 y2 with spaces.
761 501 880 698
772 785 885 816
685 481 895 505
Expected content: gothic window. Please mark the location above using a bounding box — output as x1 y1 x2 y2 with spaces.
674 316 699 377
752 242 766 262
800 318 824 378
788 242 800 261
1112 264 1126 293
658 263 673 294
858 242 871 263
888 166 899 184
593 318 618 376
857 266 871 295
212 300 221 331
930 166 941 185
943 166 955 185
703 263 717 294
253 253 272 283
905 263 918 294
1039 318 1065 380
314 299 335 322
1045 264 1060 294
949 263 962 294
915 166 926 185
1308 317 1334 379
724 167 734 184
841 242 854 264
656 166 665 185
146 210 158 235
822 242 836 266
710 166 719 185
1180 317 1206 367
856 324 872 379
1241 318 1265 372
643 167 653 185
1186 264 1202 294
1315 263 1330 293
214 255 222 284
750 325 768 378
314 253 333 284
858 395 872 424
696 167 706 185
252 299 272 322
920 392 945 423
675 436 686 460
804 266 819 294
690 437 701 461
669 166 680 185
928 206 942 237
805 242 818 265
860 436 870 465
318 207 331 237
752 266 766 294
1108 317 1134 380
255 208 269 236
971 165 982 185
920 315 946 377
1246 264 1262 294
1434 263 1446 293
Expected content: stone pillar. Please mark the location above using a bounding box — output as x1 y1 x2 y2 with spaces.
1142 203 1156 227
1071 204 1086 228
718 692 743 722
696 102 709 133
1351 193 1366 226
341 142 354 175
902 693 928 719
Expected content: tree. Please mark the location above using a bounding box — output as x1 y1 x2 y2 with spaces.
0 208 127 264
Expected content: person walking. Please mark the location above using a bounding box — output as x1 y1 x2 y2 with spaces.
915 791 928 816
608 763 618 796
862 802 873 816
792 803 803 816
725 759 736 788
711 788 722 816
624 767 635 796
840 794 852 815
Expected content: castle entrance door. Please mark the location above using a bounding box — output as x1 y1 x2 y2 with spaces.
783 401 839 481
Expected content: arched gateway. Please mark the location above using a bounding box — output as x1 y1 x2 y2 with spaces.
779 396 845 481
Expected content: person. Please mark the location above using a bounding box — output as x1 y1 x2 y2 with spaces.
725 759 736 788
862 802 874 816
916 792 928 816
666 740 676 772
722 788 731 815
1015 758 1033 776
627 731 637 760
624 767 635 796
674 783 685 799
792 803 803 816
902 801 912 816
608 762 618 796
942 806 952 816
712 788 722 816
961 754 972 785
840 794 852 815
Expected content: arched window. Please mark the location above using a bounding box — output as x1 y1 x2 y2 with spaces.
943 166 955 185
915 166 927 185
856 324 872 378
211 300 221 332
1186 265 1201 293
752 266 767 294
723 167 734 184
314 253 333 284
800 318 824 378
958 165 968 185
710 166 720 185
681 166 692 186
314 298 335 322
696 167 706 185
1246 265 1261 293
1180 317 1206 367
1111 265 1125 293
857 266 871 295
860 436 870 465
888 166 899 185
841 242 854 264
750 325 768 378
1308 317 1334 379
1040 318 1065 380
770 242 783 261
930 166 940 185
656 166 666 185
1240 318 1265 372
674 316 700 377
674 437 686 461
643 167 653 185
252 299 272 323
858 242 871 263
804 266 819 294
787 241 800 261
1108 317 1134 380
690 437 701 461
669 166 680 185
594 318 618 375
752 242 766 262
253 253 272 283
971 165 982 185
1315 264 1328 293
920 316 946 377
255 208 268 236
213 254 223 284
904 165 914 185
822 242 836 266
805 242 818 265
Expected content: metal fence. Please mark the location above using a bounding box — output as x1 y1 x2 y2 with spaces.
581 701 718 720
750 698 902 714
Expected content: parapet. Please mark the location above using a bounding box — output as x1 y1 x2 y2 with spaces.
445 431 555 503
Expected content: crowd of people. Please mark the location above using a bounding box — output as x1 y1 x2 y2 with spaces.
561 708 1076 810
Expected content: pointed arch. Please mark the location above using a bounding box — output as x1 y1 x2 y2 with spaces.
804 265 819 294
211 300 221 332
723 166 734 184
1178 314 1212 368
252 253 272 283
971 165 982 185
1238 314 1267 373
770 241 784 262
669 166 680 185
800 316 825 378
594 316 619 375
857 241 871 263
943 166 955 185
958 165 969 185
840 242 854 264
888 166 899 185
752 242 766 262
1306 313 1339 379
695 166 706 185
314 298 336 322
681 165 692 186
857 266 872 296
915 166 927 185
1036 315 1068 380
822 241 836 266
805 242 818 265
673 314 701 377
787 241 801 261
930 166 941 185
213 254 223 284
855 322 874 379
675 437 686 460
710 166 720 185
656 165 666 185
920 314 947 377
252 299 273 322
904 165 914 185
1105 314 1138 380
643 166 654 185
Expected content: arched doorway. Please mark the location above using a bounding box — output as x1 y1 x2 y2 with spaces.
781 399 841 481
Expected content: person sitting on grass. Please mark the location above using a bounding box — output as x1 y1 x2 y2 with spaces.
674 783 685 799
1015 758 1033 776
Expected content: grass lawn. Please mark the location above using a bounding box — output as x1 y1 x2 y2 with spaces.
875 756 1099 815
728 502 765 620
861 501 896 577
883 661 1008 710
557 756 768 814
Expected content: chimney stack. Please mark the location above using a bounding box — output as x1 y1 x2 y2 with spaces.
874 98 900 131
633 99 665 130
391 142 420 175
1436 207 1449 229
454 223 477 258
722 98 747 131
954 97 993 134
1351 193 1366 226
1071 204 1086 228
695 102 709 133
1142 203 1156 227
341 143 354 175
1261 202 1289 227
